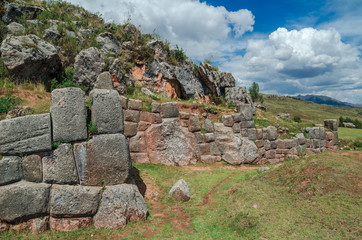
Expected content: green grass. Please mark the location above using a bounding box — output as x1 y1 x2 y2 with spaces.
338 127 362 150
2 152 360 239
339 127 362 139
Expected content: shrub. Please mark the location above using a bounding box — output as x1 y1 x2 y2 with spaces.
293 116 302 123
88 121 97 135
249 82 264 104
0 94 22 114
174 45 186 63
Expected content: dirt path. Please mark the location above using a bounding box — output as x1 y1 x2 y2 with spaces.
197 172 237 206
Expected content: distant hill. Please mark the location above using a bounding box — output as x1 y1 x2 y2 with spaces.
294 95 362 108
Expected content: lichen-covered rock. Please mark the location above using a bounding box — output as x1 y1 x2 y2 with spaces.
73 134 132 186
72 47 105 89
6 22 24 35
2 2 44 24
90 89 124 134
0 35 61 83
49 185 102 217
94 72 114 90
42 144 79 185
0 156 22 186
96 32 121 56
0 181 50 222
51 88 87 142
225 86 252 105
0 114 52 155
169 179 190 202
145 118 199 166
93 184 148 229
22 155 42 183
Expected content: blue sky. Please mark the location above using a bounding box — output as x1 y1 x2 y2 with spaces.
67 0 362 104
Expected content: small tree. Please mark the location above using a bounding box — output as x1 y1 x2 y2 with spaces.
249 82 264 103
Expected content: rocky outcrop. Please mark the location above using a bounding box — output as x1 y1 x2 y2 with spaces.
96 32 122 56
0 35 61 83
72 47 105 89
2 2 44 24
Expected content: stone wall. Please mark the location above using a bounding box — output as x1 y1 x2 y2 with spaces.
0 87 339 232
0 88 147 233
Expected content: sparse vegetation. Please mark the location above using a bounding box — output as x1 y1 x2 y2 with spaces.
0 94 22 114
87 120 97 135
249 81 264 103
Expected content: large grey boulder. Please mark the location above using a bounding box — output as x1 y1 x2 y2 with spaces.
0 35 61 82
239 137 259 163
0 181 51 222
49 185 102 217
0 114 52 155
145 118 199 166
2 2 44 24
90 89 124 134
22 155 42 183
169 179 190 202
43 24 60 41
175 59 205 99
73 134 132 186
94 184 148 229
72 47 105 89
51 88 87 142
42 144 79 184
96 32 121 56
0 156 23 186
225 86 253 105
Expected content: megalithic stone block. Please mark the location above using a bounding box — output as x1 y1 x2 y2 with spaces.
51 87 87 142
0 114 51 155
90 89 124 134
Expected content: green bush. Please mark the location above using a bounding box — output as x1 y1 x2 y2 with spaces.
174 45 186 63
87 121 97 135
0 94 22 114
339 116 362 129
293 116 302 123
249 82 264 104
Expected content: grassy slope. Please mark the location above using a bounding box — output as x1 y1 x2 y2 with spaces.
2 151 360 239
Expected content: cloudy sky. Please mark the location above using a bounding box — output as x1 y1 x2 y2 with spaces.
66 0 362 104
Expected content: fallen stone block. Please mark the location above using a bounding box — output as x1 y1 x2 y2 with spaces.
169 179 190 202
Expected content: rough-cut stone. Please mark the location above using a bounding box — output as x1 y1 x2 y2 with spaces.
161 102 179 118
204 133 215 143
0 181 50 222
50 185 102 217
129 132 147 153
194 132 204 144
200 155 221 164
266 126 278 141
232 113 242 123
140 112 156 123
169 179 190 202
22 155 42 183
0 156 22 186
0 114 51 155
222 115 234 127
152 102 161 113
43 144 78 184
296 133 306 145
319 127 326 140
120 96 128 109
51 88 87 142
94 184 148 229
90 89 124 134
240 120 255 129
128 99 143 111
73 134 131 186
49 217 92 232
0 35 61 82
238 104 253 121
324 119 338 131
145 118 199 166
124 110 140 122
94 72 114 89
246 128 257 141
9 216 49 234
138 121 151 131
124 122 138 137
73 47 105 89
188 114 201 132
232 123 241 133
202 119 214 133
258 167 270 172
